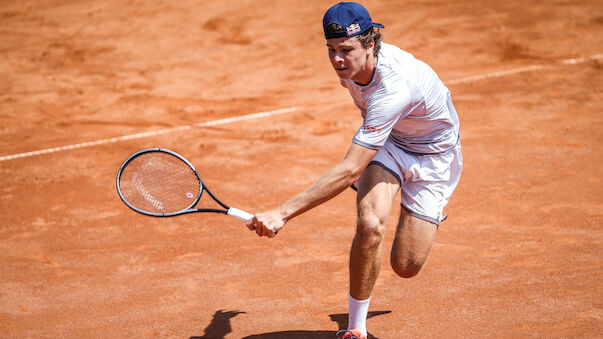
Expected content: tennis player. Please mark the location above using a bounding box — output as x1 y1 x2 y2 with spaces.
246 2 462 338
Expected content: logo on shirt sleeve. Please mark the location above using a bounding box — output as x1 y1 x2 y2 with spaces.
362 125 382 134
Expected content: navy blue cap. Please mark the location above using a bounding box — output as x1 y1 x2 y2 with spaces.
323 2 384 39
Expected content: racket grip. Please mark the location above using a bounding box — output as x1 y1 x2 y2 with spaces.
227 207 254 222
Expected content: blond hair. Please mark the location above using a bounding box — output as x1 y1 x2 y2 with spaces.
325 24 382 58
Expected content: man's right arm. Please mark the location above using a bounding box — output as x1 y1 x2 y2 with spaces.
247 142 378 237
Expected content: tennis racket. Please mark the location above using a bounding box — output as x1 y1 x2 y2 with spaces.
116 148 253 222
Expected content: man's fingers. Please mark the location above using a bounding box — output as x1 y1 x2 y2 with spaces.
256 224 266 236
245 216 257 231
249 217 280 238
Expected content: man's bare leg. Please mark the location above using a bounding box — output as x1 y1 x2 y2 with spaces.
390 208 438 278
346 164 399 336
350 164 400 298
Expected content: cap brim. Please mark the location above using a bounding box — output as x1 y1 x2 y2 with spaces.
373 23 385 29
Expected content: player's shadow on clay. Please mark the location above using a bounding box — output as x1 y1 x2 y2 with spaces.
190 309 391 339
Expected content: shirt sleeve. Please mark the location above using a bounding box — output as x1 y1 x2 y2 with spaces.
352 83 414 149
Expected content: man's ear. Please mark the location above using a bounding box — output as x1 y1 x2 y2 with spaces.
366 40 375 56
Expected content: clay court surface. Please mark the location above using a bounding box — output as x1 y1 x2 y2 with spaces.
1 0 602 337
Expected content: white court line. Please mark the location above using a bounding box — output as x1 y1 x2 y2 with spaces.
448 54 602 84
447 64 546 85
561 54 603 65
0 54 601 162
0 107 300 162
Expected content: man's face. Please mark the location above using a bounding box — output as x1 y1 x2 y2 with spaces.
326 36 373 84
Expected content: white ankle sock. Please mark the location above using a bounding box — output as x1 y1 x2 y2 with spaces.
348 293 371 337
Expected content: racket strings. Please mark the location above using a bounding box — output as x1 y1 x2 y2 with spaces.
119 152 201 214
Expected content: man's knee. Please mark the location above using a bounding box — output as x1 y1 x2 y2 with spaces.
355 213 386 249
390 213 437 278
390 253 428 279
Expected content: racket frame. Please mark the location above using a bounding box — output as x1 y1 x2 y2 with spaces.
116 148 233 217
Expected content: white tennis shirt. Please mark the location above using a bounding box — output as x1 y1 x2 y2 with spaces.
342 43 460 155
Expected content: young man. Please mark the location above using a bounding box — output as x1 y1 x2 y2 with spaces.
246 2 462 338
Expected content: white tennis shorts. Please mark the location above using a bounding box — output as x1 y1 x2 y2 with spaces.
370 140 462 226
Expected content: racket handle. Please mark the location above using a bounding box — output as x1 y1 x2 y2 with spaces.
227 207 254 222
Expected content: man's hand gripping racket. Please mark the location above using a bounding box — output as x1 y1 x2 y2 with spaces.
116 148 276 235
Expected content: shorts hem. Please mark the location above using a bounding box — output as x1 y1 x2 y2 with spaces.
369 160 402 185
400 203 441 228
350 160 402 191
